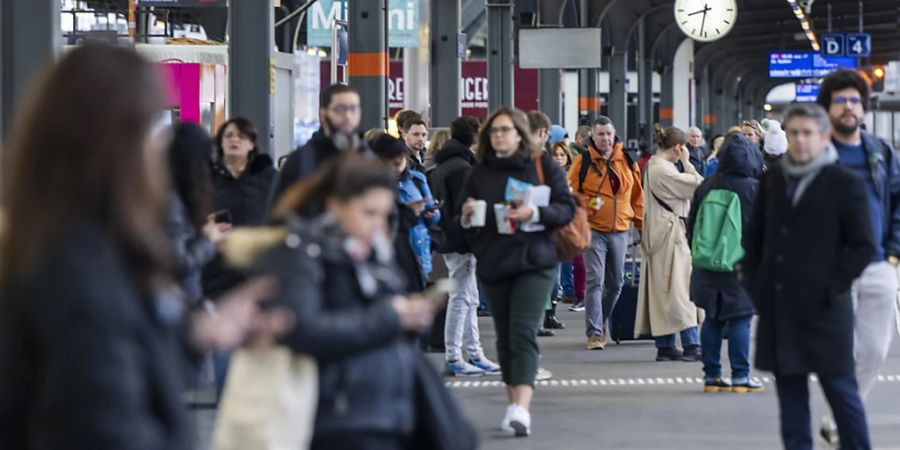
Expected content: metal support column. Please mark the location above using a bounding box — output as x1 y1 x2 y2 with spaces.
579 69 599 124
0 0 60 137
637 18 653 149
660 67 674 127
229 0 274 153
539 70 561 123
608 51 628 136
430 0 461 126
348 0 388 130
487 0 514 112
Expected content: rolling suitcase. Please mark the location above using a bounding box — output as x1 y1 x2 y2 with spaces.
610 231 653 344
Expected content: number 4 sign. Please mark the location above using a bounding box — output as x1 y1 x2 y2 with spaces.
847 33 871 57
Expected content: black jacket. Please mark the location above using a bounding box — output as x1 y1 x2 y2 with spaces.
0 224 193 450
270 129 371 210
202 152 276 299
687 134 762 321
429 139 477 254
252 216 416 438
460 152 575 282
166 194 215 304
743 164 875 376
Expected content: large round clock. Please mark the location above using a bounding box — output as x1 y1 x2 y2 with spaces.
673 0 738 42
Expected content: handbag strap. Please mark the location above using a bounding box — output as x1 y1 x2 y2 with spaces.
534 155 545 185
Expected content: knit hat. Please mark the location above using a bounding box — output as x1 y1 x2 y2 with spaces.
548 125 568 145
763 122 788 156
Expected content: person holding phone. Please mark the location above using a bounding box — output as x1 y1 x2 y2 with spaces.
459 107 575 437
251 154 443 449
635 125 704 362
370 133 441 292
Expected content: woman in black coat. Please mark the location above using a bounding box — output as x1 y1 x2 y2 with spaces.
202 117 278 300
687 133 763 393
742 104 876 450
459 107 575 437
0 46 278 450
237 155 442 450
166 123 227 305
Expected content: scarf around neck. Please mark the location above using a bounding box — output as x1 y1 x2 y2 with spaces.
780 144 838 205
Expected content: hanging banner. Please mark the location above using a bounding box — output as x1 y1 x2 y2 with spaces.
320 60 538 120
307 0 419 48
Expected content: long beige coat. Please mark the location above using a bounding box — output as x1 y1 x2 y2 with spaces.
635 156 704 338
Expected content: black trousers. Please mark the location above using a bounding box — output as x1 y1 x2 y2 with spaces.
775 373 871 450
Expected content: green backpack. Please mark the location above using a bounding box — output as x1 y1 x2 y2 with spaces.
691 189 744 272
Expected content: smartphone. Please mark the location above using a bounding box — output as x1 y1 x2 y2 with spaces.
213 209 232 224
423 200 443 213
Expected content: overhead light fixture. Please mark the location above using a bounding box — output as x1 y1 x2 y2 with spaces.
786 0 818 51
764 104 774 112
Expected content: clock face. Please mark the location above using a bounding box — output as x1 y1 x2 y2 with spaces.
674 0 738 42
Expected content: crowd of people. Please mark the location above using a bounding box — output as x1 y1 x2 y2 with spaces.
0 45 897 450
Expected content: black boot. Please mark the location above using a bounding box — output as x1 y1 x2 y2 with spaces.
682 345 702 362
655 347 683 362
543 304 566 330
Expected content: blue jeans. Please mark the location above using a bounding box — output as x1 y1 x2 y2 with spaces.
701 314 752 380
560 260 575 297
654 326 700 349
478 281 491 313
775 373 870 450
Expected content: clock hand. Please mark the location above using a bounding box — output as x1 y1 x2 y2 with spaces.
699 6 708 36
687 8 706 16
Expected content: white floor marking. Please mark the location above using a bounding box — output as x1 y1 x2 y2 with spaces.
444 374 900 389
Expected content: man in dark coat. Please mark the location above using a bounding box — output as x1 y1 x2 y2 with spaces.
269 84 366 209
687 132 763 394
743 103 876 450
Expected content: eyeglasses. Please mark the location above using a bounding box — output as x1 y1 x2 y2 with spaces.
489 125 515 135
832 96 862 106
328 104 360 115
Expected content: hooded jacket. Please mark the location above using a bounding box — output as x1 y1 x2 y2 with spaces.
429 139 477 254
567 138 645 232
202 152 276 300
687 134 763 320
396 169 440 276
225 215 416 439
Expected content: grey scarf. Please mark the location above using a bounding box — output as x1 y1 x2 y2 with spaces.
780 144 838 205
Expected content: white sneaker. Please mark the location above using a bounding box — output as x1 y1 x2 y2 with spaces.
535 367 553 381
508 405 531 437
818 415 839 448
500 403 516 434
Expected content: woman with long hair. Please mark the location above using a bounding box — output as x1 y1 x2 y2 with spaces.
459 107 575 437
231 154 443 449
0 45 280 449
636 125 704 362
167 123 227 305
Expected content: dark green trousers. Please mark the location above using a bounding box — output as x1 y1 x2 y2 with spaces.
481 268 556 387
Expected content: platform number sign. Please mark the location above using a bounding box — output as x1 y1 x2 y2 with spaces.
846 33 871 57
821 33 845 57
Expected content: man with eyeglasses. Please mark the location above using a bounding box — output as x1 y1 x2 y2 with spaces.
816 69 900 447
270 84 367 208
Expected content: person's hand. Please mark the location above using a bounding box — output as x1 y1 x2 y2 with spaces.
508 205 535 223
461 198 477 224
391 296 436 332
405 199 427 217
202 219 230 246
422 209 437 219
191 277 285 352
677 145 691 164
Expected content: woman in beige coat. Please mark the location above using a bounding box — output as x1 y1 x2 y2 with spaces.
636 125 704 362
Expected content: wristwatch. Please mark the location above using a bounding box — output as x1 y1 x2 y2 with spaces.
888 255 900 266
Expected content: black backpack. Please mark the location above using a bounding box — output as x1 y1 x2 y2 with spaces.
577 137 639 193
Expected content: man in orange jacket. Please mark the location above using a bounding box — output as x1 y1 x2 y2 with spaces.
567 116 644 350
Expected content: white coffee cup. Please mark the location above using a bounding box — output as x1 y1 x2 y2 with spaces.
469 200 487 227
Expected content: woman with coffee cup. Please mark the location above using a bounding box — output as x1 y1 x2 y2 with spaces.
459 107 575 438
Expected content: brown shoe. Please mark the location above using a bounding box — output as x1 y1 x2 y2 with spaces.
587 335 605 351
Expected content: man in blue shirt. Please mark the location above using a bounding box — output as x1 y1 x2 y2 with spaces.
816 69 900 446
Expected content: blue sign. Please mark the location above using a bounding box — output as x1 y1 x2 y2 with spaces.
821 33 845 57
307 0 420 48
795 83 820 102
769 52 858 78
847 33 871 57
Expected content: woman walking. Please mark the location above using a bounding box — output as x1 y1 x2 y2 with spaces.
459 107 575 437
